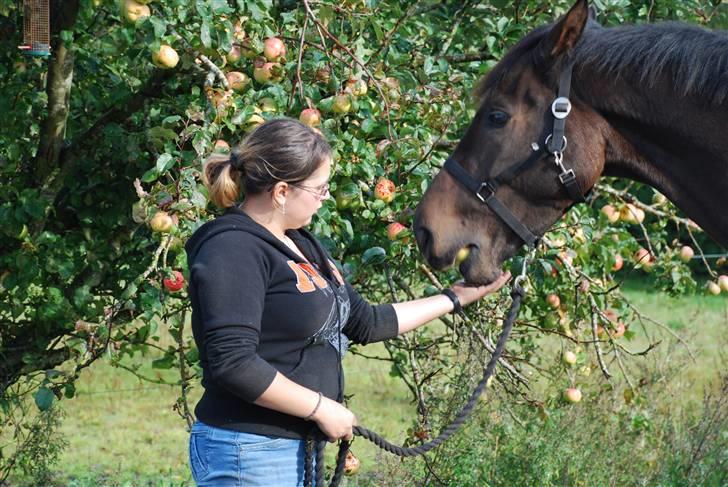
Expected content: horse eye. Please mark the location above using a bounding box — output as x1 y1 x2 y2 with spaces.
487 111 510 127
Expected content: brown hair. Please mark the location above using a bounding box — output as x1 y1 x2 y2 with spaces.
202 118 332 208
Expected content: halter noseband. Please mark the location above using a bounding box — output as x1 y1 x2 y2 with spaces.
444 61 584 249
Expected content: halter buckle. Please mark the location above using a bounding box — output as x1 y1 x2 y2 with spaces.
476 182 496 203
559 168 576 185
551 96 572 119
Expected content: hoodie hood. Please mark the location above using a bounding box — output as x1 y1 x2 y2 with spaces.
185 207 334 280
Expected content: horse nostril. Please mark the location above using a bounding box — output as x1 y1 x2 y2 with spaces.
415 225 433 258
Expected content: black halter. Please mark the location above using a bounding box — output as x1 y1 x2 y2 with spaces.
444 61 584 249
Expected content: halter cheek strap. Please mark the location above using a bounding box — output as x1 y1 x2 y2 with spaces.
444 60 584 249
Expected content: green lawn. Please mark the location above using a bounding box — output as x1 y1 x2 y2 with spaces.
8 282 726 486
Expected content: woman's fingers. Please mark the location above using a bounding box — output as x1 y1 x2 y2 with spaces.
481 271 511 293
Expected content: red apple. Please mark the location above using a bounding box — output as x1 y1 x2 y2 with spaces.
564 388 582 403
633 247 654 270
718 275 728 292
253 62 282 84
679 245 694 263
343 451 360 476
152 45 179 69
374 178 396 203
149 211 173 233
263 37 286 61
386 222 406 240
226 45 242 64
546 293 561 309
299 108 321 127
611 254 624 272
611 322 626 339
601 204 620 223
213 140 230 153
163 270 185 293
225 71 250 92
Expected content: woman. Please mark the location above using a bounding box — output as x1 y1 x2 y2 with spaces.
186 118 510 485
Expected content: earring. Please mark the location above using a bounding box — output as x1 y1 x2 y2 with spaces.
279 203 286 215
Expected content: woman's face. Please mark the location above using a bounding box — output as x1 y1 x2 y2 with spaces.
285 157 332 228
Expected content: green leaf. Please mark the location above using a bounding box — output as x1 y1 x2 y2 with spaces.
148 126 177 140
34 387 55 411
149 16 167 38
155 153 175 173
141 168 159 183
362 246 386 266
152 355 175 369
201 22 212 48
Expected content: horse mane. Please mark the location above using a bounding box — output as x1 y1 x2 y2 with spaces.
575 22 728 105
477 20 728 105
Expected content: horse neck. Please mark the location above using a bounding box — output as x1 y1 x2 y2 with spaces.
574 66 728 247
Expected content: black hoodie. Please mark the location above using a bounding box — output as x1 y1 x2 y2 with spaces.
185 207 399 439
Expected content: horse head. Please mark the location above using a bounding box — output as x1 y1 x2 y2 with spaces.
415 0 610 285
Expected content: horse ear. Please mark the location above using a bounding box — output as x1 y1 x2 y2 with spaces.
542 0 589 59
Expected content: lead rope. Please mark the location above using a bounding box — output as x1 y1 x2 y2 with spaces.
304 254 533 486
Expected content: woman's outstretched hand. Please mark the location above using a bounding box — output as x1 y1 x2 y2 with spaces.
450 271 511 307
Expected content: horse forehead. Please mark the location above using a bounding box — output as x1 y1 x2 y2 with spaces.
486 66 551 108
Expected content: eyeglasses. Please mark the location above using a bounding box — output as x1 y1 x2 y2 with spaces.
292 182 330 200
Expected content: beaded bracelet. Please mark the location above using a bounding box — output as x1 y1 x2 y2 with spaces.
305 392 323 421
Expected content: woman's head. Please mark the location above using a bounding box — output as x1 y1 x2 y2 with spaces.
203 118 332 209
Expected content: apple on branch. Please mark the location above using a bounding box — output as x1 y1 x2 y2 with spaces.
149 211 173 233
152 44 179 69
253 62 283 84
718 275 728 292
332 94 352 114
706 281 721 296
163 270 185 293
299 108 321 128
562 351 577 365
546 293 561 309
225 71 250 92
263 37 286 61
564 388 582 403
679 245 694 263
374 177 396 203
121 0 150 24
213 140 230 153
386 222 406 241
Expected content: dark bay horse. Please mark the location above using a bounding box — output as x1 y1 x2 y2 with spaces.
414 0 728 286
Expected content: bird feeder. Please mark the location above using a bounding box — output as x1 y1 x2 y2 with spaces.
18 0 51 57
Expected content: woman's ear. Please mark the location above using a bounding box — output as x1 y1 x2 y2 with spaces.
271 181 289 207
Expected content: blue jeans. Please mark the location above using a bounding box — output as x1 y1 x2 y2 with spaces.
189 420 317 486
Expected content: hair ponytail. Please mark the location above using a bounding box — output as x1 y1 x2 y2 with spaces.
202 152 241 209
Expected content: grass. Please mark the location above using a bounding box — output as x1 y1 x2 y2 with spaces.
5 281 726 485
